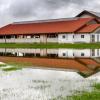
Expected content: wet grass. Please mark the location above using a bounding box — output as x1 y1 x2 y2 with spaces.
0 64 7 67
93 83 100 90
6 62 33 67
0 43 100 48
0 62 23 72
1 62 32 71
52 83 100 100
2 67 22 71
1 62 31 72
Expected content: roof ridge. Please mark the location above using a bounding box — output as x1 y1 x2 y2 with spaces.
13 17 78 24
12 17 93 25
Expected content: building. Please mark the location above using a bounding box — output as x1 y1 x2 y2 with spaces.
0 10 100 43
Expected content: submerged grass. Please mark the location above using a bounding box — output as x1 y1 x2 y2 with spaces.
2 67 22 71
0 64 7 67
1 61 32 72
93 83 100 90
6 62 33 67
3 62 31 71
52 83 100 100
0 43 100 49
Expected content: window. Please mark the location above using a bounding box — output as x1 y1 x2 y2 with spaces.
62 35 66 39
97 34 99 42
81 53 84 56
92 35 95 38
35 35 40 38
0 36 4 39
97 49 99 56
47 34 57 38
92 49 95 56
81 35 84 38
73 35 74 38
63 53 66 56
6 35 12 39
31 35 34 38
27 36 31 39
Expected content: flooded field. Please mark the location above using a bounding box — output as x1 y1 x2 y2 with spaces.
0 48 100 100
0 67 100 100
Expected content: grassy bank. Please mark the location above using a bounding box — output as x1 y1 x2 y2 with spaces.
53 83 100 100
1 62 32 72
0 43 100 49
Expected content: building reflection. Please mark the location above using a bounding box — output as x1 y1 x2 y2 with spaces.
0 48 100 58
0 48 100 77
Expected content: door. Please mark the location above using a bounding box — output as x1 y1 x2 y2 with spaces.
91 35 95 43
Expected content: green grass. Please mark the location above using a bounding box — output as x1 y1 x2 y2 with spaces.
6 62 33 67
0 64 7 67
52 83 100 100
2 67 22 71
0 43 100 48
0 61 25 72
1 61 32 72
93 83 100 90
1 62 32 72
68 91 100 100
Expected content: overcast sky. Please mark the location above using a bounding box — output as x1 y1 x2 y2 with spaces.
0 0 100 27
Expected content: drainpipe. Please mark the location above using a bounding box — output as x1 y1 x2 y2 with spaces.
4 35 6 43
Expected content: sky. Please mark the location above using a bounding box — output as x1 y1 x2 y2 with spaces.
0 0 100 27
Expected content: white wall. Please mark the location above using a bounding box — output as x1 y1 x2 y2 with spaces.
58 49 91 58
0 38 41 43
74 34 91 43
74 49 91 57
58 49 74 58
58 33 91 43
47 38 58 43
58 34 74 43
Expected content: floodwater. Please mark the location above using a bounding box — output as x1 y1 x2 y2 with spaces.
0 48 100 100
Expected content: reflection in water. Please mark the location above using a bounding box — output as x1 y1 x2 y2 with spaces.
0 68 99 100
0 48 100 77
0 48 100 58
0 48 100 100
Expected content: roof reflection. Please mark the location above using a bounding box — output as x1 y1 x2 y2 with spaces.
0 48 100 77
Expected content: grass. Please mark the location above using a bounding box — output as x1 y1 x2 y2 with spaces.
0 62 32 71
0 64 7 67
1 61 32 72
52 83 100 100
6 62 33 67
2 67 22 71
93 83 100 90
68 91 100 100
0 43 100 48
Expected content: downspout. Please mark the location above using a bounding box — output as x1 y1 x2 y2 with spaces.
4 35 6 43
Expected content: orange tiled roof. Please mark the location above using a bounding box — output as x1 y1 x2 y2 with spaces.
78 24 100 33
0 18 95 35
